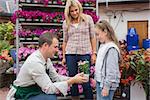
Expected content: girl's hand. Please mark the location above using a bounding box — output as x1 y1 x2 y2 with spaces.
101 87 109 96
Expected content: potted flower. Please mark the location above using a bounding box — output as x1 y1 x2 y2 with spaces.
0 40 14 73
119 40 150 99
0 41 13 55
129 49 150 97
78 60 90 81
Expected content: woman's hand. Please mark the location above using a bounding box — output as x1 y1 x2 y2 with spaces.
91 53 96 64
101 87 109 96
62 58 66 66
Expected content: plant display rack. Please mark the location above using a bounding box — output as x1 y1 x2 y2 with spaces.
13 0 99 96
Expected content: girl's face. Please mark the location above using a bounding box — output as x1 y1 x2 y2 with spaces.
95 28 107 43
69 6 79 19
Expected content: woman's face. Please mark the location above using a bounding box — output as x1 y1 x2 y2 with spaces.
69 6 79 19
95 28 107 43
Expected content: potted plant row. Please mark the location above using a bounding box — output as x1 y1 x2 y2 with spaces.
19 0 96 6
12 10 99 23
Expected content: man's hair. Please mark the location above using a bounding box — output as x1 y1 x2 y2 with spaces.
38 31 57 47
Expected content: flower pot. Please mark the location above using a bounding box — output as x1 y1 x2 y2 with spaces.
84 74 89 82
40 19 43 22
33 37 39 40
19 0 25 3
53 1 57 4
26 18 32 22
130 80 146 100
48 1 52 4
26 0 32 3
19 18 25 22
33 0 38 3
33 19 39 22
84 3 90 7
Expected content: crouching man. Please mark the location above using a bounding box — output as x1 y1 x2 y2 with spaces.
7 31 88 100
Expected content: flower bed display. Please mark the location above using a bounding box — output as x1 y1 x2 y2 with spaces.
12 10 99 24
119 40 150 96
19 0 96 6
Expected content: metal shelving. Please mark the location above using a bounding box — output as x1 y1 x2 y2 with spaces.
15 0 97 76
19 3 95 10
20 22 62 26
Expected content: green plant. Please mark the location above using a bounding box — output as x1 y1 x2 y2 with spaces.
0 21 15 41
129 49 150 95
0 40 13 55
78 60 89 74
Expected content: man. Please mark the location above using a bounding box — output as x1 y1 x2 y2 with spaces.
7 31 88 100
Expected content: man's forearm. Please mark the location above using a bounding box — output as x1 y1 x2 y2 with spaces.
67 77 75 86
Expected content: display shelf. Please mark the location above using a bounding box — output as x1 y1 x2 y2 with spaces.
15 0 98 78
20 37 39 40
14 0 98 66
19 3 65 8
20 22 62 26
13 0 99 98
19 3 95 10
0 12 12 17
19 41 39 45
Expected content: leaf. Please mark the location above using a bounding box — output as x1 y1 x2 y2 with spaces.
130 61 136 71
0 22 15 41
135 75 142 81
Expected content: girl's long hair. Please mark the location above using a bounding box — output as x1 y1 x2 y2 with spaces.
64 0 87 31
95 20 119 47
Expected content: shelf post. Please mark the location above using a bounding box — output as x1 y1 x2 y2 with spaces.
15 0 19 75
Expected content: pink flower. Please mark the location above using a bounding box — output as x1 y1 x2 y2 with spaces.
78 85 83 93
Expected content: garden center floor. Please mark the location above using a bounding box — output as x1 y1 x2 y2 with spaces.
0 87 126 100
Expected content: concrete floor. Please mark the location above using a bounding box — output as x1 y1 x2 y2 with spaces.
0 87 127 100
0 87 9 100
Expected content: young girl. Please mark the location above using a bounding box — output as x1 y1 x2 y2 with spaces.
94 20 121 100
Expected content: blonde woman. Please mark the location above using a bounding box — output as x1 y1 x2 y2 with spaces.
95 20 121 100
62 0 96 99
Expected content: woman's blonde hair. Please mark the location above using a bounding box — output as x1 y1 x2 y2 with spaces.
95 20 119 46
64 0 87 31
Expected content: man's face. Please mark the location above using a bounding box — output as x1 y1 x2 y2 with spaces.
48 38 59 58
70 6 79 19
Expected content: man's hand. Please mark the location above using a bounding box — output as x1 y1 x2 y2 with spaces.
101 87 109 96
73 73 89 83
67 73 88 85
